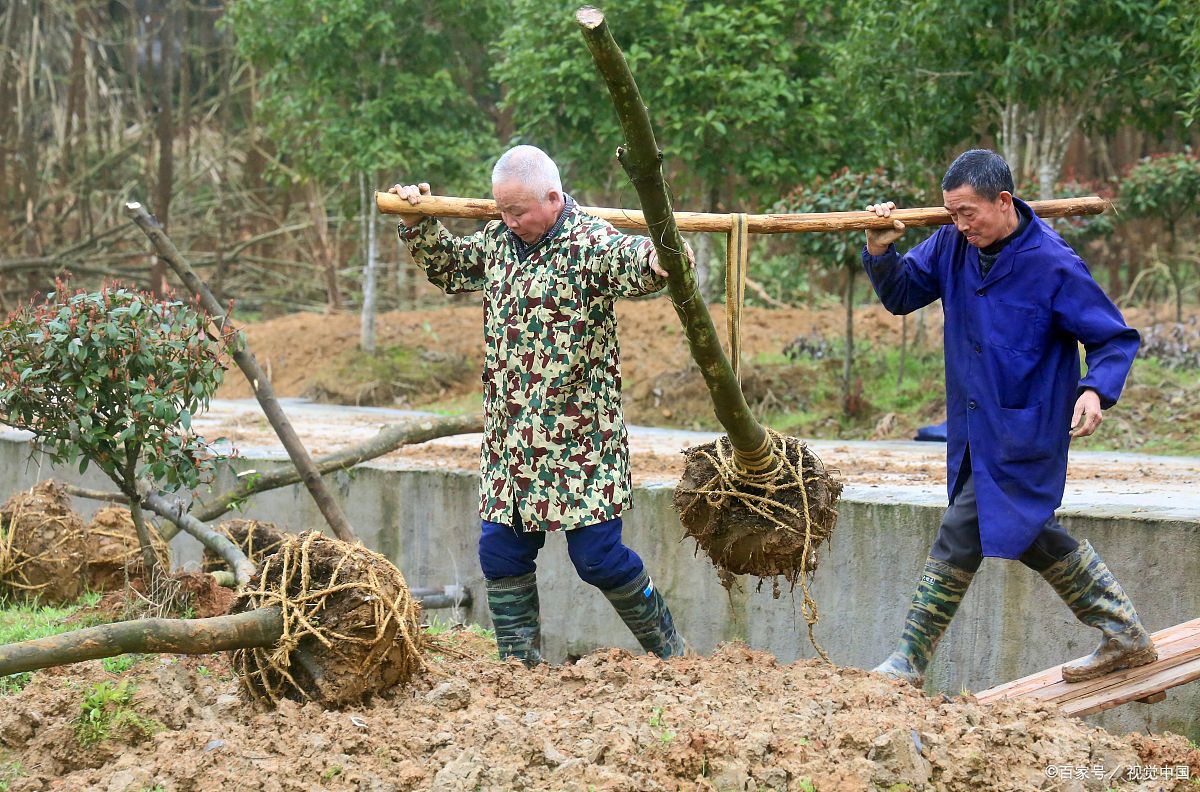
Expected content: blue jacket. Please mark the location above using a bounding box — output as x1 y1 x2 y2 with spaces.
862 197 1139 558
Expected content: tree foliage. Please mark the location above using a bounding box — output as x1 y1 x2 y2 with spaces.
495 0 837 207
226 0 503 193
832 0 1194 193
0 284 228 494
1121 150 1200 234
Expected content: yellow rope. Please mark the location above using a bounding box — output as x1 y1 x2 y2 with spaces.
726 213 750 382
235 532 422 703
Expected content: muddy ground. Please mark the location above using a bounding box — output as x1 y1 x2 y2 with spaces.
1 632 1197 792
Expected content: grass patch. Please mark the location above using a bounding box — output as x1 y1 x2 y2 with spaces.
737 339 1200 454
304 345 475 408
102 654 149 675
0 593 113 695
0 754 23 792
73 680 162 747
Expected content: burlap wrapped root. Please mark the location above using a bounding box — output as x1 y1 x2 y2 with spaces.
202 519 286 575
673 432 842 590
0 481 87 603
231 532 423 707
84 505 170 592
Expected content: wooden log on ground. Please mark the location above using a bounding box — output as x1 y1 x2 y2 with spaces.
0 609 282 676
975 618 1200 717
376 192 1109 236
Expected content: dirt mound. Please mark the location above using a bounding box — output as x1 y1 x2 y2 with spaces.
0 481 86 603
0 642 1195 790
218 300 932 411
85 570 237 622
83 506 169 593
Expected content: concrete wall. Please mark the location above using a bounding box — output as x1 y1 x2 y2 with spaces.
2 431 1197 740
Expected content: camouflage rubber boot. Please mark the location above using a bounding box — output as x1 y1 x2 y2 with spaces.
602 570 686 659
1039 540 1157 683
484 573 544 668
872 557 974 687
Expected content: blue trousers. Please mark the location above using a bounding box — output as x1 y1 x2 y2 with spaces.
478 514 644 591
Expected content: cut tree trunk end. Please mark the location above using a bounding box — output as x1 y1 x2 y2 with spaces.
0 533 423 708
575 7 843 614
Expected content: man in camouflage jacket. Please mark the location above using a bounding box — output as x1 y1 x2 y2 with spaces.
390 145 686 665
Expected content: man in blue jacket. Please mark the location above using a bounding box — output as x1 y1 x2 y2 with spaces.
862 149 1155 686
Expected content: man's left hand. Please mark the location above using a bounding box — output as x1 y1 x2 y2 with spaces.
649 240 696 278
1070 389 1103 438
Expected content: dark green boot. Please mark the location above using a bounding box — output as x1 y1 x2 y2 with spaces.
1039 540 1157 682
485 573 543 668
602 570 686 659
872 557 974 686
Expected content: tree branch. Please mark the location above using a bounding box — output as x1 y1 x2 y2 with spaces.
124 201 357 543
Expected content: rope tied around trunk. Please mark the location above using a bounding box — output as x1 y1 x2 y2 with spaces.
726 212 749 382
234 531 422 704
677 429 835 662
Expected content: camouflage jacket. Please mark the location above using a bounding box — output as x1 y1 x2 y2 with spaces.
399 197 666 531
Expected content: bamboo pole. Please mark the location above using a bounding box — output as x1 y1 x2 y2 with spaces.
376 192 1109 235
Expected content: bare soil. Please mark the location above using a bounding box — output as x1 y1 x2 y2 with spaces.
1 636 1196 791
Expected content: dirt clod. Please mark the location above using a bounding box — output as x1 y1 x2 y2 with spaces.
83 505 169 593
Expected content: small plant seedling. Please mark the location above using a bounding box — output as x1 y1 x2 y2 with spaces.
73 680 161 747
101 654 147 674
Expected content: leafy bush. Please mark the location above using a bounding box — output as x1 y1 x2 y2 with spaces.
0 282 229 495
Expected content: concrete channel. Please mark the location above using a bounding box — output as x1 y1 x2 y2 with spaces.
2 399 1197 739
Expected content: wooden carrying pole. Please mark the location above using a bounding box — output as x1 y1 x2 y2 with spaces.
376 192 1109 235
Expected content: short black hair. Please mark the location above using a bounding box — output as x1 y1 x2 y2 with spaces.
941 149 1015 200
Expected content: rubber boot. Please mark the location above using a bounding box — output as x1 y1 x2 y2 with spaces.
602 570 686 659
1039 540 1157 682
872 557 974 686
484 573 543 668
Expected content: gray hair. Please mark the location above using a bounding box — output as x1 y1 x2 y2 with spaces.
491 145 562 201
941 149 1015 200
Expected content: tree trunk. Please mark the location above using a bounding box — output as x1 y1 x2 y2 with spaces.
308 182 342 310
125 202 358 544
575 6 768 469
151 2 175 298
360 173 378 352
842 265 856 417
190 412 482 523
0 608 283 677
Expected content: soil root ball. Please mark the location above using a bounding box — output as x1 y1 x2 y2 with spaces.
673 432 842 588
203 519 286 574
84 505 170 592
231 531 422 707
0 480 87 603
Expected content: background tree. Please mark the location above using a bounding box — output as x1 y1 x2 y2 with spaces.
226 0 505 350
1120 150 1200 321
496 0 839 295
833 0 1195 198
776 170 929 417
